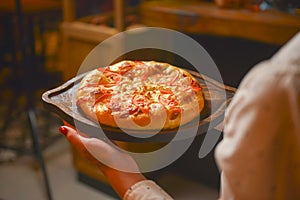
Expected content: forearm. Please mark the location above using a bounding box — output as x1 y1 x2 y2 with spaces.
102 167 174 200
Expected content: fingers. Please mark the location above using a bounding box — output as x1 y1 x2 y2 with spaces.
59 126 79 143
58 126 140 172
59 126 112 160
59 126 89 154
59 126 109 150
59 125 119 170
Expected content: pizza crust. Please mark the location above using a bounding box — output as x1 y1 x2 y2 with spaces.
76 60 205 131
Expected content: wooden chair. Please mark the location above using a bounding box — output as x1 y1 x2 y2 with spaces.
58 0 143 81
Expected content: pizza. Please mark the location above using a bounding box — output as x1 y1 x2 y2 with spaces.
76 60 204 130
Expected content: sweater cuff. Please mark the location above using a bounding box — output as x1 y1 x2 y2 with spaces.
123 180 173 200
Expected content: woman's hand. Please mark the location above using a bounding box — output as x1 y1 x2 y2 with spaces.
59 125 146 198
59 125 139 173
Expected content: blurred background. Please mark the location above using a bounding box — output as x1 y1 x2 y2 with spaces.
0 0 299 199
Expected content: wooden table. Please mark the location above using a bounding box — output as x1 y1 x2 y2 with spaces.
140 0 300 45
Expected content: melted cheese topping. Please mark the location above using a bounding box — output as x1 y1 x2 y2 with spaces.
108 61 199 117
77 60 203 130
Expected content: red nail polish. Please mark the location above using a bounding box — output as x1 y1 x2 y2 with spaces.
59 126 68 136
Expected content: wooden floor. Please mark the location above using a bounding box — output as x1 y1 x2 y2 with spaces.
0 138 219 200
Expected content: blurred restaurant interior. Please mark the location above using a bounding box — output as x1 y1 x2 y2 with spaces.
0 0 299 199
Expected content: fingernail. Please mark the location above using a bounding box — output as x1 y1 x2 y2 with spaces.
59 126 68 136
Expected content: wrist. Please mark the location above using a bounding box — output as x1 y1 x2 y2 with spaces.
102 167 146 198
